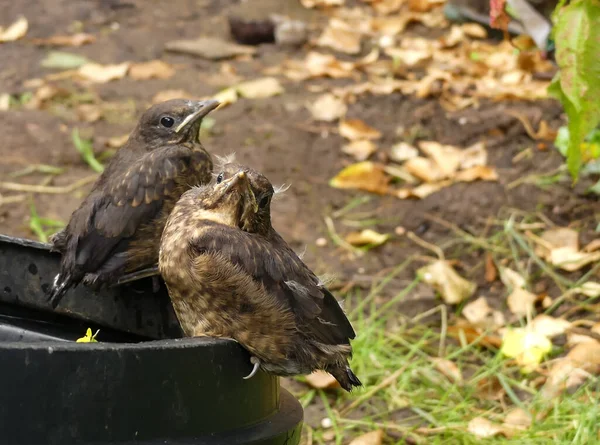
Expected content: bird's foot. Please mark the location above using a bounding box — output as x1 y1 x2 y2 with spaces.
243 356 261 380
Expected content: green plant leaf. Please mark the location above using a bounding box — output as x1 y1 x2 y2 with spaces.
549 0 600 180
72 128 104 173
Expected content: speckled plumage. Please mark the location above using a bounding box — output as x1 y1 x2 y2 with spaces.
159 164 361 391
48 99 219 308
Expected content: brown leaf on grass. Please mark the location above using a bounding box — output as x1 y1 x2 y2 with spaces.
342 140 377 161
31 33 95 47
316 18 362 54
0 16 28 42
431 358 463 385
447 322 503 348
129 60 175 80
152 89 191 104
305 370 340 389
345 229 390 247
236 77 284 98
542 342 600 399
339 119 382 141
329 161 390 194
165 36 256 60
462 297 505 330
467 417 506 438
307 93 347 122
348 430 384 445
475 376 505 401
417 260 476 304
507 288 537 317
485 252 497 282
532 228 600 272
503 408 532 431
77 62 130 83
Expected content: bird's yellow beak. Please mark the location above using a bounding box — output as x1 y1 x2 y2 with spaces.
174 99 220 133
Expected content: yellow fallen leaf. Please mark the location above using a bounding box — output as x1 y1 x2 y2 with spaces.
236 77 284 98
431 358 463 385
316 18 362 55
348 430 384 445
129 60 175 80
305 370 340 389
467 417 505 438
307 93 347 122
78 62 130 83
501 328 552 372
76 328 99 343
339 119 382 140
342 140 377 161
330 161 390 194
345 229 390 247
506 287 537 317
0 16 28 42
417 260 476 304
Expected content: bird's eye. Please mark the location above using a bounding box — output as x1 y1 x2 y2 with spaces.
160 116 175 128
259 195 270 209
216 173 224 184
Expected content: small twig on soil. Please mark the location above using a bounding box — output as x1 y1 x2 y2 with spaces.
324 216 363 257
507 166 565 189
339 365 408 416
0 193 27 206
0 174 98 194
406 231 444 260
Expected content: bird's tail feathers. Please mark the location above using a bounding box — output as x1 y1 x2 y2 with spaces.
329 365 362 392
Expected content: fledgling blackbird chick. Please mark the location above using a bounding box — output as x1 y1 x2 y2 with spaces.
48 98 220 309
159 164 361 391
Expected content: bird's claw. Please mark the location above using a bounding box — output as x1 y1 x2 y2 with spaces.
243 357 260 380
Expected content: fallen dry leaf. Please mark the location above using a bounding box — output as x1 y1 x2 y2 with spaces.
460 142 488 169
165 36 256 60
431 358 463 385
129 60 175 80
152 89 192 104
507 288 537 317
0 16 28 43
305 370 340 389
339 119 382 141
300 0 344 7
532 228 600 272
0 93 9 111
348 430 384 445
31 33 95 47
530 315 571 338
342 140 377 161
455 166 499 182
418 260 476 304
461 23 487 39
485 252 497 282
447 323 503 348
499 267 526 290
236 77 284 99
389 142 418 163
396 180 451 199
76 104 102 123
419 141 463 177
78 62 129 83
307 93 347 122
542 342 600 399
316 18 362 54
329 161 390 194
345 229 390 247
503 408 532 431
462 296 505 330
280 51 356 80
583 239 600 253
501 327 552 372
573 281 600 298
106 134 129 149
467 417 505 438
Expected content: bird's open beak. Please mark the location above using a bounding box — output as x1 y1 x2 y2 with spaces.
175 99 220 133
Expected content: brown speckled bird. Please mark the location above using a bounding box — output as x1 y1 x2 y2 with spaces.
159 163 361 391
48 98 219 308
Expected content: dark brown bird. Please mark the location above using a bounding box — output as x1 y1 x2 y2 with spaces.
48 98 219 308
159 163 361 391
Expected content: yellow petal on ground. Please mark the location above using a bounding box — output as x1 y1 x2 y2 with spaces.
329 161 390 194
345 229 390 247
0 16 28 42
236 77 284 99
342 140 377 161
339 119 382 140
78 62 130 83
307 93 347 122
501 328 552 372
417 260 476 304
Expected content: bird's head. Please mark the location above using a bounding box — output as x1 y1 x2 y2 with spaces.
133 98 219 149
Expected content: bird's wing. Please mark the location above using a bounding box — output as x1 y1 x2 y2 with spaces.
73 145 197 273
192 223 356 346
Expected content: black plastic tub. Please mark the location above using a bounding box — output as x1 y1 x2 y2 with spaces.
0 235 303 444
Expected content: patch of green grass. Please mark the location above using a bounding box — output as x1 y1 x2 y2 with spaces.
29 201 65 243
297 213 600 444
